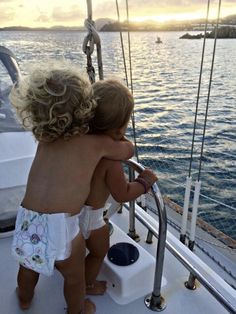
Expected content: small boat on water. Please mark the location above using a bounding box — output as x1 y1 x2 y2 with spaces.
156 36 162 43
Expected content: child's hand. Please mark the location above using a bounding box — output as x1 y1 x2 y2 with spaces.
139 169 157 187
134 169 157 193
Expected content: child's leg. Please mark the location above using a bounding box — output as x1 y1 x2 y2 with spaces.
55 232 95 314
85 224 109 295
16 264 39 309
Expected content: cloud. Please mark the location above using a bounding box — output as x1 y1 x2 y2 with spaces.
93 0 198 18
0 7 15 23
93 0 236 21
52 5 84 22
36 13 50 23
95 0 235 15
128 0 232 6
94 1 117 17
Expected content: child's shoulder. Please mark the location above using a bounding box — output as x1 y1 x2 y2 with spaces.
95 157 122 171
82 133 113 143
67 134 114 151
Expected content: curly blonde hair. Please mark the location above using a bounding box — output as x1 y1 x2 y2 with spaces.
9 60 97 142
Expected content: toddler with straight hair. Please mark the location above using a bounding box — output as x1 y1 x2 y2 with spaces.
78 79 157 295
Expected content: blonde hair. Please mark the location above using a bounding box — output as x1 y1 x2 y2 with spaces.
9 60 97 142
90 79 134 133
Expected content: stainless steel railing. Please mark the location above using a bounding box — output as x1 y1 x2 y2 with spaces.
124 159 167 311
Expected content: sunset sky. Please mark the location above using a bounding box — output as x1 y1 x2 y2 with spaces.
0 0 236 28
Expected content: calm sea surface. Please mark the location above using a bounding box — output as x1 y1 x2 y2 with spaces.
1 31 236 239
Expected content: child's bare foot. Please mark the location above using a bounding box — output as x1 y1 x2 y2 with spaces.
86 280 107 295
16 287 32 310
84 298 96 314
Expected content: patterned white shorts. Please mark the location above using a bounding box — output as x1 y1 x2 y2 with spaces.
12 206 80 276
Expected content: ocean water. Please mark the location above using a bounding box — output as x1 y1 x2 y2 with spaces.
0 30 235 239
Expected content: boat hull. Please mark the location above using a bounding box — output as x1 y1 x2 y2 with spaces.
0 132 36 213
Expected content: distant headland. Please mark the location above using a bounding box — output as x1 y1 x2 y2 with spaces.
0 26 85 32
180 26 236 39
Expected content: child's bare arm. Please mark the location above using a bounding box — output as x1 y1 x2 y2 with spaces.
100 136 134 160
105 161 157 203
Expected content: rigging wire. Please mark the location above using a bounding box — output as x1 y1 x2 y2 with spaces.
197 0 222 181
188 0 222 180
181 0 222 248
124 0 139 162
188 0 211 177
115 0 129 86
184 0 222 288
125 0 133 95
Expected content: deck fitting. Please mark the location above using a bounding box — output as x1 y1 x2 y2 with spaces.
144 294 166 312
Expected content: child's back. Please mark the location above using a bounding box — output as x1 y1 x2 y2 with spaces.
22 134 133 214
10 61 134 215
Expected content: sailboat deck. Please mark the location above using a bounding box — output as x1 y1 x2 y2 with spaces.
0 204 235 314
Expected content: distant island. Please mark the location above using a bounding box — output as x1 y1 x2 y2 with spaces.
180 26 236 39
99 14 236 32
1 14 236 32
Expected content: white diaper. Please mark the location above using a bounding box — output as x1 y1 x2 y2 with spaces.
12 206 80 276
79 205 106 239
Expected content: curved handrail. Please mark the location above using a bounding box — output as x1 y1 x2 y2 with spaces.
124 159 167 311
0 46 21 84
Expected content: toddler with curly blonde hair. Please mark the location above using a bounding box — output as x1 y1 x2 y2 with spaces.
10 60 134 314
10 60 96 142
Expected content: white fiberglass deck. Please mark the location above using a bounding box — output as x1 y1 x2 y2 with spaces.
0 204 235 314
